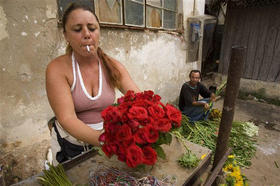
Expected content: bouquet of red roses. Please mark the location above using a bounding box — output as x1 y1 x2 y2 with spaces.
99 90 182 168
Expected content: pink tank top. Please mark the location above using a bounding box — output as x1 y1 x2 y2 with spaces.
70 53 115 126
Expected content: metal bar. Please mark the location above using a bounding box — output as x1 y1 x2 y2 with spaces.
204 148 232 186
212 46 246 178
61 149 99 171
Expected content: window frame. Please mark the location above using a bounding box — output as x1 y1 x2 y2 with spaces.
96 0 180 32
123 0 145 27
146 0 177 30
94 0 124 25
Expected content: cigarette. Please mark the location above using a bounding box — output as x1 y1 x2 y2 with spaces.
86 45 90 52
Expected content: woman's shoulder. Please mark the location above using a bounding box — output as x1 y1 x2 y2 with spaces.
47 54 72 75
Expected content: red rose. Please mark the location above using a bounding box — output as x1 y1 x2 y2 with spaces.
101 106 121 124
126 145 143 168
134 125 159 144
104 123 121 142
118 102 130 113
148 105 165 118
144 90 154 96
128 106 148 121
153 94 161 102
143 90 154 100
133 100 148 108
141 117 154 126
127 120 140 130
117 145 127 162
118 103 130 122
98 132 106 143
154 118 172 132
145 125 159 143
120 137 135 148
134 128 148 144
142 146 157 165
124 90 136 101
135 92 145 100
102 144 116 158
165 104 182 127
121 113 129 123
117 97 125 104
111 144 118 154
116 124 133 141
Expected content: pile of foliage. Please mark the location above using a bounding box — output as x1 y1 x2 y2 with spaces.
38 164 72 186
179 114 258 167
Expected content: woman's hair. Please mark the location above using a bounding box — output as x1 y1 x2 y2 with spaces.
97 48 121 89
62 2 121 89
62 2 98 32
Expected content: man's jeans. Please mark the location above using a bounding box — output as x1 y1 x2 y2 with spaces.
182 98 212 122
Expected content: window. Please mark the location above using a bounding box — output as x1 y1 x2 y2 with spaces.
146 0 177 29
95 0 123 25
96 0 178 30
57 0 179 30
124 0 145 27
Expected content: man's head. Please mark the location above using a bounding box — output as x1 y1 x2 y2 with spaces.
189 70 201 86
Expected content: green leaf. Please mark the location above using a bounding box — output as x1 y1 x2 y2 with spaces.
165 132 172 145
153 145 166 159
155 132 173 145
92 146 104 156
38 163 73 186
155 133 165 145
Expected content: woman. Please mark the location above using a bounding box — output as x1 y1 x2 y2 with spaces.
46 3 140 165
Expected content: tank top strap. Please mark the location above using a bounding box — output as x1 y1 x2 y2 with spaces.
71 53 77 91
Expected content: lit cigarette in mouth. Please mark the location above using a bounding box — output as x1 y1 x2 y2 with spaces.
86 45 90 52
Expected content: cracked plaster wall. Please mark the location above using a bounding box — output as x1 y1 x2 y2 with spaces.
0 0 203 150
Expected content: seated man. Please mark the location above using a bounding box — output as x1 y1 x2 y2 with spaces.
179 70 215 122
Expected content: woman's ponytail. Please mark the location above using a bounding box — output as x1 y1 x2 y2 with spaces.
97 47 121 89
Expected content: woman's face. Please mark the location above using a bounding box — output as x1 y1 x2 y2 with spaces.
64 9 100 56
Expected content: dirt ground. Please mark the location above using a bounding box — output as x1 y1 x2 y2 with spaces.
214 98 280 186
1 98 280 186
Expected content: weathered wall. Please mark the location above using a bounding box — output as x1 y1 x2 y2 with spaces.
100 29 199 103
0 0 204 153
0 0 60 151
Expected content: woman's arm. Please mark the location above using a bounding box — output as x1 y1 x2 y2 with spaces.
46 58 101 146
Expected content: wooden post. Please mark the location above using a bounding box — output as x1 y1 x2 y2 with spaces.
204 148 232 186
212 46 246 181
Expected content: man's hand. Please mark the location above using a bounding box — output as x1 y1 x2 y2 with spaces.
210 93 216 102
204 103 210 110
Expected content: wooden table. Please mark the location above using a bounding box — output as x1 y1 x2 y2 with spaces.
13 136 212 186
